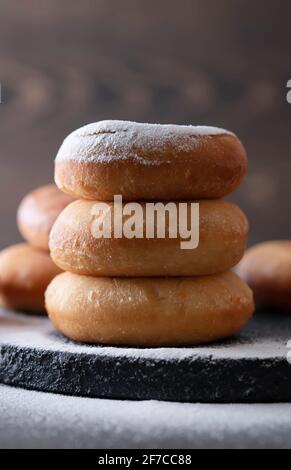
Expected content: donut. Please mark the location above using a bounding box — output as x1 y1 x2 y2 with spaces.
236 241 291 311
0 244 62 313
49 199 249 277
17 184 74 251
45 271 254 346
54 120 247 201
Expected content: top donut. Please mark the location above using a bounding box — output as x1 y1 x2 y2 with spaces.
55 120 247 201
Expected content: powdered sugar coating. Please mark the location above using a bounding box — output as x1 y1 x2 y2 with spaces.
55 120 234 165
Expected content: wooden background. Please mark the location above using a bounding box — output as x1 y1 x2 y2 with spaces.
0 0 291 249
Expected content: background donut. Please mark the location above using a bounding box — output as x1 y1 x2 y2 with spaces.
55 120 247 201
0 243 62 313
236 241 291 312
49 199 249 277
17 184 74 251
45 271 254 346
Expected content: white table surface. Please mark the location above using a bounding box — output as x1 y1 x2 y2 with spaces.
1 385 291 449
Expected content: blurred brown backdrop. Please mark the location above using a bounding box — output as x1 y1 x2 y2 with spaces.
0 0 291 249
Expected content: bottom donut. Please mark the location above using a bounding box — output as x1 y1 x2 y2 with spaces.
45 271 254 346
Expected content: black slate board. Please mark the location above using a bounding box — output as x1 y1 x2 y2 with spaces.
0 308 291 403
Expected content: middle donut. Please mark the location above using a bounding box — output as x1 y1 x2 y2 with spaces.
50 199 248 277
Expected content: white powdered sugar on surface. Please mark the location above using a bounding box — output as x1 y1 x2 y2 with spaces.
1 384 291 448
55 120 234 165
1 309 291 449
0 308 287 361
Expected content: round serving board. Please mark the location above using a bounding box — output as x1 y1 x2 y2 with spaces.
0 308 291 403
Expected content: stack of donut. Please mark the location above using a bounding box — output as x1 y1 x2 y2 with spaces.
46 120 254 346
0 185 73 313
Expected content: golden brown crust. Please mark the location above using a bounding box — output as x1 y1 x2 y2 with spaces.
55 130 247 201
45 271 254 346
0 244 62 313
236 241 291 311
49 199 249 277
17 184 74 251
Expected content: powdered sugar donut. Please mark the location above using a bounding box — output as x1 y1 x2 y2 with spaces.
45 271 254 346
55 120 247 201
0 244 62 314
49 199 248 277
17 185 74 251
236 241 291 311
